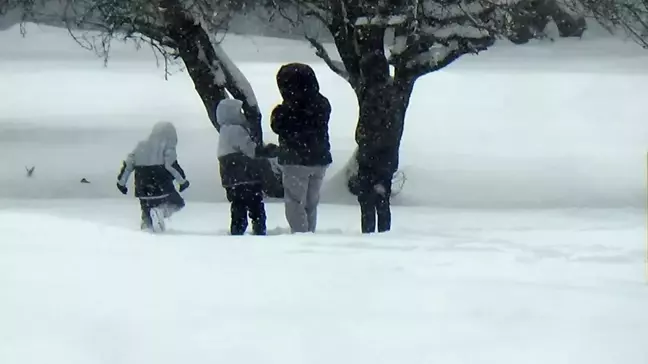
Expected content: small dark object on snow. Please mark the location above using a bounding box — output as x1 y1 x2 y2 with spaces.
25 166 35 178
80 178 90 184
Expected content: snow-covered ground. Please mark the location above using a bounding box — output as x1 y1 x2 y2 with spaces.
1 23 648 364
1 201 647 364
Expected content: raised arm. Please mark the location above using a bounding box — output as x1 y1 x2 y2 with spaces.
117 152 135 186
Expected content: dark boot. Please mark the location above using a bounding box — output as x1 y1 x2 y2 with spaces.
359 198 376 233
376 195 391 233
251 219 267 236
230 200 248 235
249 207 267 236
247 186 267 236
375 178 392 233
139 199 153 230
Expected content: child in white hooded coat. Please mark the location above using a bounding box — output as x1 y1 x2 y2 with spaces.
117 121 190 232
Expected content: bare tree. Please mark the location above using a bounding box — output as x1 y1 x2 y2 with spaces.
271 0 586 191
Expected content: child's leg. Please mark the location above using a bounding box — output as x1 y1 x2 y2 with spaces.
376 196 391 233
358 192 377 233
305 166 326 233
162 190 186 218
357 173 377 234
139 199 153 230
245 184 267 235
226 186 248 235
376 177 392 233
143 198 167 233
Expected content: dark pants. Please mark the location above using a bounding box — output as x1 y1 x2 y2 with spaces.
139 190 185 229
225 183 266 235
357 174 392 234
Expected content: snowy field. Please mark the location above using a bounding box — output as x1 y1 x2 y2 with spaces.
1 23 648 363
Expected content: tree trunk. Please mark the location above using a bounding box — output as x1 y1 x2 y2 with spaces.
344 76 414 194
155 1 284 198
160 6 259 133
320 18 416 196
166 21 229 128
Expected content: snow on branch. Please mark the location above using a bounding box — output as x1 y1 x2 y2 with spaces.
206 32 261 142
422 1 491 20
305 35 350 81
422 0 519 13
388 34 409 55
418 0 518 39
421 24 491 39
402 34 493 77
301 1 330 24
355 14 408 26
406 41 461 70
386 0 501 77
196 40 227 87
209 35 259 107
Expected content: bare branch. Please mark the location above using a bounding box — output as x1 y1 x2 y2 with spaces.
305 35 350 81
397 35 493 80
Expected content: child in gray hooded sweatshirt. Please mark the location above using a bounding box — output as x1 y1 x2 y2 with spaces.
216 99 267 235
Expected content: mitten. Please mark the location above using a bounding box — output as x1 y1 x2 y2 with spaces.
179 180 190 192
116 183 128 195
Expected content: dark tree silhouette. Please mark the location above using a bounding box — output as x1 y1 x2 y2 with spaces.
273 0 586 191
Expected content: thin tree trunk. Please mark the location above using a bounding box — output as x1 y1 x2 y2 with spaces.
156 1 284 197
158 0 263 141
344 78 414 193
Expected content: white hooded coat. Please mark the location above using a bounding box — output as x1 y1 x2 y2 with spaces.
118 121 186 193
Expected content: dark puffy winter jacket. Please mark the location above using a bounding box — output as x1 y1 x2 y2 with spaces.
271 63 333 166
355 81 401 177
354 52 403 178
117 121 187 199
216 99 263 188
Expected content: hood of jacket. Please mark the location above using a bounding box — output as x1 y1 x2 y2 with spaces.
148 121 178 149
216 99 248 127
276 63 320 103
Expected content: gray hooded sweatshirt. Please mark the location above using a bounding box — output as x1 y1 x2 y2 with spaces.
216 99 261 187
118 121 187 198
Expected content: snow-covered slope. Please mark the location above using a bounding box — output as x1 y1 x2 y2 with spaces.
1 201 647 364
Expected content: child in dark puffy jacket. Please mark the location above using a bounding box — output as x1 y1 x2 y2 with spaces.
216 99 267 236
351 52 400 234
116 121 190 233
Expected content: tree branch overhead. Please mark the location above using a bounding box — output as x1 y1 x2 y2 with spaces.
305 35 349 81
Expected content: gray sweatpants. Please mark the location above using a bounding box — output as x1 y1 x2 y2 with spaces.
281 165 327 233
